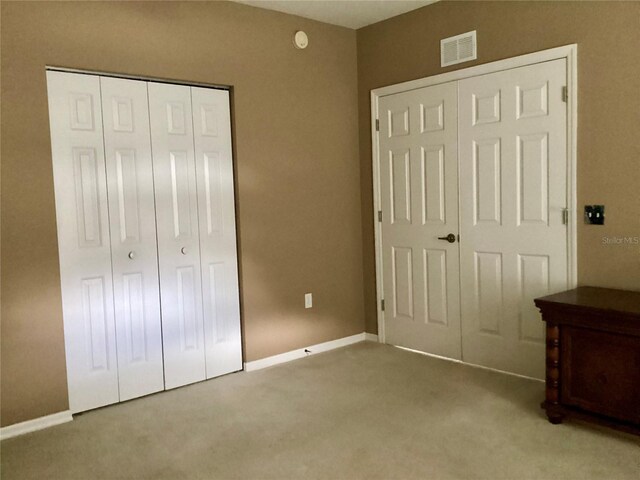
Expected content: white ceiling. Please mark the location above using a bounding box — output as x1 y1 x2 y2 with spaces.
231 0 438 29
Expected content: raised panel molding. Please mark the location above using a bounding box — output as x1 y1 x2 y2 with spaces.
112 97 134 132
473 139 501 225
167 102 186 135
421 102 444 132
518 134 549 225
203 152 223 236
176 266 199 352
517 82 548 119
390 150 412 225
388 107 410 137
169 151 192 239
81 277 110 371
200 105 219 137
423 249 448 325
392 246 414 320
73 147 102 247
422 145 445 224
115 149 141 243
122 272 148 362
69 93 95 131
472 91 500 125
474 252 503 335
518 254 549 343
208 262 225 344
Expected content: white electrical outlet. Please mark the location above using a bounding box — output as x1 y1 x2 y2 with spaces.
304 293 313 309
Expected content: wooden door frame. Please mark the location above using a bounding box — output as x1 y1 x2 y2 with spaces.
371 44 578 343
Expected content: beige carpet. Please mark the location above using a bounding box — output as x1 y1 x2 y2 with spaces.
1 342 638 479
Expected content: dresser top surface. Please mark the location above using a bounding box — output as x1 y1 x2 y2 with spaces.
535 287 640 318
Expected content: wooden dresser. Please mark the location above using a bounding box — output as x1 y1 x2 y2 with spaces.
534 287 640 433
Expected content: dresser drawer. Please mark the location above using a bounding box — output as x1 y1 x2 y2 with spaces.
561 326 640 423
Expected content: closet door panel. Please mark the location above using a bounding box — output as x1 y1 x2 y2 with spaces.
458 59 568 379
191 87 243 378
46 71 119 413
101 77 164 400
148 82 206 389
378 82 462 359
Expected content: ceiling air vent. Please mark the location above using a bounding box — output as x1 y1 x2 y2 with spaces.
440 30 477 67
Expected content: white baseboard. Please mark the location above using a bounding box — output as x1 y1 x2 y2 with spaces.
244 332 378 372
0 410 73 441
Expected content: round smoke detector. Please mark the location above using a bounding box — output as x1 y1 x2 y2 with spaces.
293 31 308 49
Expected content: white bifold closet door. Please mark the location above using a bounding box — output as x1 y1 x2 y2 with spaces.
148 82 207 389
100 77 165 401
191 87 243 379
148 83 243 389
47 71 120 412
48 71 243 411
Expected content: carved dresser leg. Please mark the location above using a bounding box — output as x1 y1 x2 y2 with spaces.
545 322 564 424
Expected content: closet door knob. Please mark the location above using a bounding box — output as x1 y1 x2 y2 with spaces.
128 251 136 259
437 234 457 243
181 247 188 255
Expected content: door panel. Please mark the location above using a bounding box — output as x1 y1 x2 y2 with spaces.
422 146 446 224
390 149 412 224
474 139 502 224
423 249 448 325
518 254 549 342
100 77 165 400
47 71 119 413
392 246 414 320
459 59 568 379
379 82 461 359
148 82 206 389
474 251 503 335
191 87 243 378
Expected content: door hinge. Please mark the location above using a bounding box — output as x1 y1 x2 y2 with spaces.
375 119 380 131
378 210 383 222
562 208 569 225
381 299 385 311
562 86 568 103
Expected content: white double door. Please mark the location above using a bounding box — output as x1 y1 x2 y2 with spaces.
47 71 242 413
379 59 568 379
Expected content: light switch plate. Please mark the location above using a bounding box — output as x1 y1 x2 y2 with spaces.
304 293 312 309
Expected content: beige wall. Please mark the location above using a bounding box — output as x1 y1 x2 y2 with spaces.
0 1 364 426
358 1 640 333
